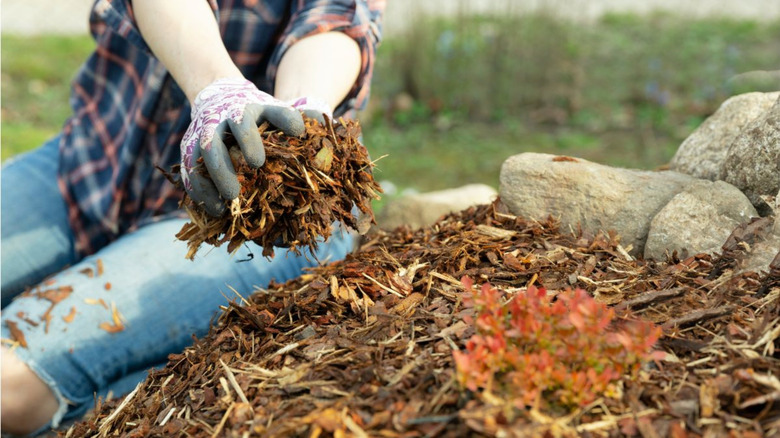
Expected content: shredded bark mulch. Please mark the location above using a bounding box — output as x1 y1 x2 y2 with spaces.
66 201 779 437
175 117 381 259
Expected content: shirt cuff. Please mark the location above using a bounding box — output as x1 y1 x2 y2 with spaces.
266 0 385 117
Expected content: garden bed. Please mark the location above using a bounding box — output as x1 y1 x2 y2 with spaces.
67 201 779 437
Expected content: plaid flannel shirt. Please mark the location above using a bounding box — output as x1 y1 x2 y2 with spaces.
58 0 384 255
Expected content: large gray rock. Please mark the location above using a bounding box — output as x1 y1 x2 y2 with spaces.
670 92 780 180
377 184 497 230
499 153 696 255
644 181 758 260
721 96 780 205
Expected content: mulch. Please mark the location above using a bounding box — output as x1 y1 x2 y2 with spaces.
174 116 380 259
64 201 779 437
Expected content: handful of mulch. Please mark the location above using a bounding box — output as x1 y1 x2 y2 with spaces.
175 116 381 259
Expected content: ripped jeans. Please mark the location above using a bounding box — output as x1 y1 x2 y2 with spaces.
1 137 354 430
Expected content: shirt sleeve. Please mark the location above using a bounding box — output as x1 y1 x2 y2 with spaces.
92 0 218 53
266 0 386 116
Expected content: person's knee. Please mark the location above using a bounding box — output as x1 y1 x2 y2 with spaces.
1 347 60 435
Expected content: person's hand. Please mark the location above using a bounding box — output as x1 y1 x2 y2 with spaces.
180 78 305 217
287 96 333 124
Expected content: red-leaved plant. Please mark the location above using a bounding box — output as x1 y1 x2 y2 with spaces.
453 278 663 409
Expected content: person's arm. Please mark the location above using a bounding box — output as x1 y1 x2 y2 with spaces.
133 0 369 216
135 1 360 110
275 31 361 112
134 0 242 103
266 1 384 117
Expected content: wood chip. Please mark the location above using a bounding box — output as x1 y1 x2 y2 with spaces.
85 298 109 309
79 267 95 278
69 200 780 437
63 306 77 323
99 303 125 333
173 116 381 259
6 321 27 348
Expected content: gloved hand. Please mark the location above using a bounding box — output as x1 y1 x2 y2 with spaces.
180 77 306 217
287 96 333 124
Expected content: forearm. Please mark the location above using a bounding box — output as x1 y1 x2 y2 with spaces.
135 1 361 110
275 32 361 112
134 0 242 103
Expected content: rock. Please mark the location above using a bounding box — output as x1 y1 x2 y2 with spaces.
377 184 497 230
755 193 780 271
775 191 780 235
670 92 780 180
730 216 780 276
713 216 779 276
644 181 758 260
721 96 780 207
739 233 780 275
499 153 696 255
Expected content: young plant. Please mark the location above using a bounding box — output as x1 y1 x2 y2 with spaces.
453 278 662 410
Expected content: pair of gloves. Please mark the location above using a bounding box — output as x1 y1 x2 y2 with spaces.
180 78 331 217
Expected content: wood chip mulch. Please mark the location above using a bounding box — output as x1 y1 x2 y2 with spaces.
175 117 381 259
66 201 779 437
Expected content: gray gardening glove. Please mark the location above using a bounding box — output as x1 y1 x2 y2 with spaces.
180 78 305 217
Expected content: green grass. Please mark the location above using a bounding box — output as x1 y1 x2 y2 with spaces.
363 12 780 191
3 13 780 194
363 120 678 191
1 34 96 159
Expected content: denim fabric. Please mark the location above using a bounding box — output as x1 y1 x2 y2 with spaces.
1 137 80 307
1 140 355 429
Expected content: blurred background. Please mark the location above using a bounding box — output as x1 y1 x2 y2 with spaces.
3 0 780 196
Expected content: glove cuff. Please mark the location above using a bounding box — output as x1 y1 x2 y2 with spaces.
191 77 275 117
288 96 333 120
194 77 250 102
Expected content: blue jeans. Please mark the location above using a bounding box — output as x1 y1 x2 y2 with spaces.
1 137 355 428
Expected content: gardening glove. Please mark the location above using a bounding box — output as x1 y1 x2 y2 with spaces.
180 77 305 217
288 96 333 124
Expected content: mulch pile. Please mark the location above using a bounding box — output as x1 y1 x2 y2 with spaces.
175 117 381 259
67 201 779 437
